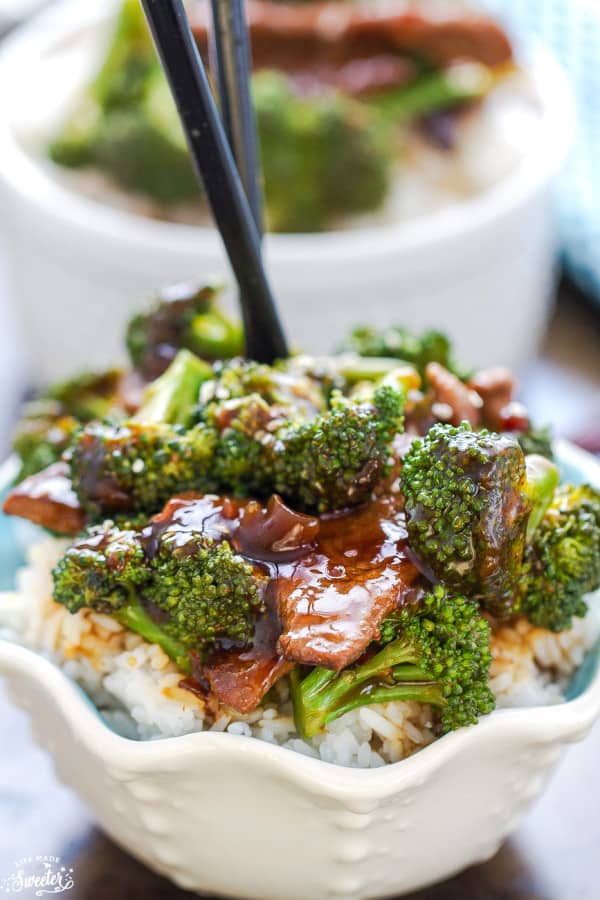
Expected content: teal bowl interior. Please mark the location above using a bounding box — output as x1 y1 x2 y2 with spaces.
1 445 599 705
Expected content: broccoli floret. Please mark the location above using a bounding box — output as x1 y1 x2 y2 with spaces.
202 357 327 418
401 423 533 616
291 585 495 738
341 324 469 381
52 519 265 672
91 0 158 112
70 350 216 519
91 107 199 206
70 355 403 518
50 4 199 204
211 383 405 513
11 370 123 481
273 385 403 512
49 0 158 168
53 51 392 233
126 282 243 379
145 535 263 649
253 72 392 232
70 420 217 519
520 484 600 632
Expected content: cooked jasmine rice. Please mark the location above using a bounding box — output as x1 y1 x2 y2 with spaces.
1 537 599 768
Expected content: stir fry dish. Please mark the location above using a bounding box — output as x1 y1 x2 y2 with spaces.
3 282 599 757
49 0 520 231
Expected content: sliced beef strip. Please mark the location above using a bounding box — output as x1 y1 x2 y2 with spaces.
190 1 513 96
275 494 419 671
174 492 418 706
203 591 294 714
2 462 86 535
205 494 418 708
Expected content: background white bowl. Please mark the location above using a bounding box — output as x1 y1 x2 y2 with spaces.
0 0 573 383
0 441 599 899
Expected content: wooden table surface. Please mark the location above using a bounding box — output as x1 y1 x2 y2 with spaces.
0 291 599 900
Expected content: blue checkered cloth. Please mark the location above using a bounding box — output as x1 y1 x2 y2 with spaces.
481 0 600 303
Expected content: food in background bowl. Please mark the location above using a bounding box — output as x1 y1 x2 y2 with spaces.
2 284 599 765
48 0 539 232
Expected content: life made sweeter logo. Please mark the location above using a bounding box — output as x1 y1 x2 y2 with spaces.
0 857 75 896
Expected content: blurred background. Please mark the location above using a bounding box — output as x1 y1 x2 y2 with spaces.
0 0 598 897
0 0 598 463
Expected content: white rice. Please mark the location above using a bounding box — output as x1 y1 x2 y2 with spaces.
1 537 599 768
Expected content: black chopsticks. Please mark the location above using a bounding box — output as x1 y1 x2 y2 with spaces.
209 0 263 234
140 0 287 363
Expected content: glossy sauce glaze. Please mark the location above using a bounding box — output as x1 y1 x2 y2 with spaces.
2 462 86 535
146 492 419 711
275 494 419 670
3 474 419 713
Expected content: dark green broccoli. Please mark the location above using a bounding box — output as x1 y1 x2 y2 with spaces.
90 106 199 206
52 518 266 672
70 421 217 519
519 484 600 632
291 585 495 738
210 383 405 513
91 0 157 112
253 71 392 233
70 352 404 518
400 423 535 617
126 282 243 379
70 350 216 519
340 324 469 381
12 370 123 481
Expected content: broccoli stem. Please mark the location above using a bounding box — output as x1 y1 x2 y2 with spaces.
134 349 213 427
524 454 560 541
292 639 443 739
340 358 421 393
186 311 244 361
115 597 191 675
368 63 492 125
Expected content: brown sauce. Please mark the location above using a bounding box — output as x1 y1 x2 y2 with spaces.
151 491 419 710
275 493 419 670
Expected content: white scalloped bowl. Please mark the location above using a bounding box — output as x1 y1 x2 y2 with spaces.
0 0 574 381
1 441 599 899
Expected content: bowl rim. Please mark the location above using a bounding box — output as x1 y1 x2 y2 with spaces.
1 440 599 797
0 0 574 265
